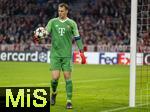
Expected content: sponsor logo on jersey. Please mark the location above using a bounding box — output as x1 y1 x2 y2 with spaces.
58 28 65 36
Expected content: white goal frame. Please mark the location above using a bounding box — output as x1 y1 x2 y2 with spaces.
129 0 138 107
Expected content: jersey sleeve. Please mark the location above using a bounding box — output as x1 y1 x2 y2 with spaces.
45 19 53 33
72 21 80 37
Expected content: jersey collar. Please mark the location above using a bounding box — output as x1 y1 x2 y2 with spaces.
58 17 69 23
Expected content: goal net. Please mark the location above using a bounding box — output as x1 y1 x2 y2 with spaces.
136 0 150 108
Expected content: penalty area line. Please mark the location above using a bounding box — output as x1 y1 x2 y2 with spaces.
0 78 122 87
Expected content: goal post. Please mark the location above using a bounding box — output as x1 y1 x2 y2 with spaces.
129 0 138 107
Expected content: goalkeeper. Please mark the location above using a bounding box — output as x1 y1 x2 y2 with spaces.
45 3 86 109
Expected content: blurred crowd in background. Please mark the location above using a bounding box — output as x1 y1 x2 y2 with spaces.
0 0 149 52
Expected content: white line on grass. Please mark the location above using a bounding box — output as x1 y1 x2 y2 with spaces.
0 78 121 87
101 103 150 112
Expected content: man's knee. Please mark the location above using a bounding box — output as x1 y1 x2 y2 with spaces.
52 70 60 80
64 71 71 80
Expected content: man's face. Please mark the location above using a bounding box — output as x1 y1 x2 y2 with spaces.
58 6 68 19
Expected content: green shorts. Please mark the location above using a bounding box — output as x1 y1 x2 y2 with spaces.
50 57 72 71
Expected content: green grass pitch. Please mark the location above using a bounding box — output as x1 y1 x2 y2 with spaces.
0 62 149 112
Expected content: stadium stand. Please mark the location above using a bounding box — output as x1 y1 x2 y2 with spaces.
0 0 149 52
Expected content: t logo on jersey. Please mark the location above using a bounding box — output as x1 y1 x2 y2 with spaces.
58 28 65 36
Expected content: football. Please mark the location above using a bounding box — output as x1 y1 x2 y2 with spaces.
34 27 48 38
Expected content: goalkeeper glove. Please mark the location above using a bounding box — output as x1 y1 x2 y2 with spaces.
33 35 40 43
79 50 86 64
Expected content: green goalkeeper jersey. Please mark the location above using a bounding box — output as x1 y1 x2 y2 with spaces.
46 17 79 58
